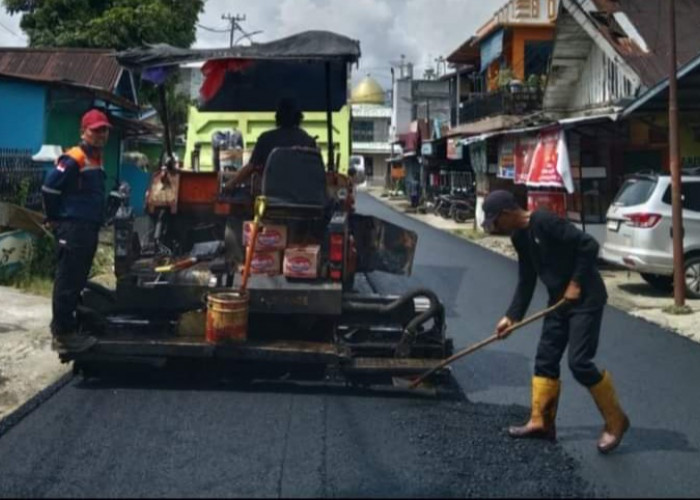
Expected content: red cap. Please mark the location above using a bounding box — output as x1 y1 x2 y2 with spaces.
81 109 112 130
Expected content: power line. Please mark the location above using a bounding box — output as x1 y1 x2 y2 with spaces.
196 23 230 34
0 20 23 39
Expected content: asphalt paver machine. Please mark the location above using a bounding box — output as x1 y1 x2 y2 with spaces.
66 31 453 388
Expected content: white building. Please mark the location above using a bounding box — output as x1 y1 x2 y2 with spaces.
351 76 392 187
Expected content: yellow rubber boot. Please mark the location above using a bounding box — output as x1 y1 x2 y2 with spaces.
589 370 630 454
508 376 561 441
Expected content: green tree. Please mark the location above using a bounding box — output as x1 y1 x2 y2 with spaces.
3 0 204 51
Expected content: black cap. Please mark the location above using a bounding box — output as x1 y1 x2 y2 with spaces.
482 190 520 232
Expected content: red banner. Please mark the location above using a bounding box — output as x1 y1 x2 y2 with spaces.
528 130 562 186
528 191 567 218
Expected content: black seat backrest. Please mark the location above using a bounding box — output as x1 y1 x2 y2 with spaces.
261 147 327 207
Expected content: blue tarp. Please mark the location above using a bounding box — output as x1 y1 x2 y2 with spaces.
480 29 504 73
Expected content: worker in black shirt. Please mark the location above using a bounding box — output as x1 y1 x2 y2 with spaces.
482 190 629 454
224 97 317 191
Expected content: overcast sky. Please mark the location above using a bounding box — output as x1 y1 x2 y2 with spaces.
0 0 495 89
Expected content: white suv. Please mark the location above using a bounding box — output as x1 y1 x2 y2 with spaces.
601 172 700 299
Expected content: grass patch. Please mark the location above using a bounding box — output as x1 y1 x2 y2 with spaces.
452 228 485 241
662 304 694 316
1 229 115 298
15 275 54 298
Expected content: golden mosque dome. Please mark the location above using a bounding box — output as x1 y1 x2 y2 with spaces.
351 76 385 105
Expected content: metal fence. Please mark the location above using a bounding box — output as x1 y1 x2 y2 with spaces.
0 148 46 212
459 88 543 124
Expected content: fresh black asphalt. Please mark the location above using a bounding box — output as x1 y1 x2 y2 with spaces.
0 192 698 497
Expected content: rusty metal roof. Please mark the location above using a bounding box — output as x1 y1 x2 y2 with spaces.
0 47 122 91
589 0 700 87
446 36 480 65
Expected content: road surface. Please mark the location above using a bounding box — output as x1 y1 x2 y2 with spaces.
0 193 698 497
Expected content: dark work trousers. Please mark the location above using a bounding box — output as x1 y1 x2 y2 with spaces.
50 220 100 336
534 308 605 387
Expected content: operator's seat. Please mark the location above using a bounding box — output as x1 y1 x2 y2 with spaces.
261 147 328 213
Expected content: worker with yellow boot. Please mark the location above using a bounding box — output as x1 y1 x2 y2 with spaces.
482 190 630 454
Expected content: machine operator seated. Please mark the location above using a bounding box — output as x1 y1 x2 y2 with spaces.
223 97 317 193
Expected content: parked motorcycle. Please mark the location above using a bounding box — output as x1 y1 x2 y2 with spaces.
432 188 475 223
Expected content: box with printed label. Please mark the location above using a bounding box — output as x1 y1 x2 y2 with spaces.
243 222 288 251
250 251 282 275
283 245 321 279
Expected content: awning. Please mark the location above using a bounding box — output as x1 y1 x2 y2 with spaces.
459 132 500 147
109 114 164 137
456 114 618 147
558 113 620 127
480 29 504 73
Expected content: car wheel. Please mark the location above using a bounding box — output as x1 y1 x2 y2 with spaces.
641 273 674 292
684 256 700 299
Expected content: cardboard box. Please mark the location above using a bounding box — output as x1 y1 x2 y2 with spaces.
250 251 282 275
243 222 288 251
284 245 321 279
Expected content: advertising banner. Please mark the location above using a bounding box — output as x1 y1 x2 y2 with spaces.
447 138 463 160
498 137 516 179
528 191 567 218
527 129 575 193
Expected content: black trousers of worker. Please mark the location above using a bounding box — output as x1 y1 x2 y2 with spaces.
534 308 605 388
50 220 100 336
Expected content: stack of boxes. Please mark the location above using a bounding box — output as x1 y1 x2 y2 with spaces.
243 222 322 280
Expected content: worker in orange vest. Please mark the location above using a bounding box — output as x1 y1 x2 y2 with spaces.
42 109 112 354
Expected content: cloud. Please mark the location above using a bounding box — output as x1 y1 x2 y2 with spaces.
2 0 497 88
195 0 496 88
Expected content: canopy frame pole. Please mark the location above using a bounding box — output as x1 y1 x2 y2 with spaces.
158 84 175 170
325 61 335 172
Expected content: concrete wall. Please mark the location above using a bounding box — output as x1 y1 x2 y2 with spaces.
0 80 47 152
391 78 413 140
185 106 351 173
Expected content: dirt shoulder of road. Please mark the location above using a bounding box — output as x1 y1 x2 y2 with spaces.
0 286 70 423
0 229 115 425
365 187 700 344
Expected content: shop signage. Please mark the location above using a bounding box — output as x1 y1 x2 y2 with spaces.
498 137 516 179
390 164 405 179
447 138 463 160
528 191 567 218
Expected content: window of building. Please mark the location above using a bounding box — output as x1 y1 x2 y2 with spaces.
524 41 554 79
353 120 374 142
548 0 557 19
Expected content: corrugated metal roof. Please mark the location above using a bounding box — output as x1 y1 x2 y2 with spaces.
0 48 121 92
589 0 700 87
446 36 481 65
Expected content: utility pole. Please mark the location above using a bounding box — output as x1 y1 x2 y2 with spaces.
668 0 686 307
222 13 246 48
